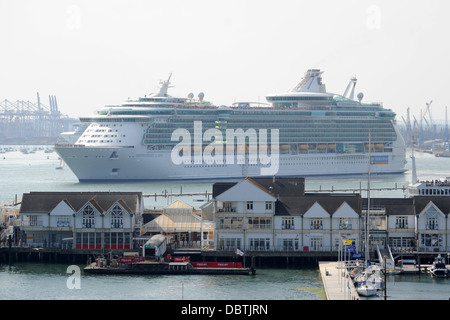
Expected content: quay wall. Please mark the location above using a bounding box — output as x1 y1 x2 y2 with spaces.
0 247 337 267
0 247 445 268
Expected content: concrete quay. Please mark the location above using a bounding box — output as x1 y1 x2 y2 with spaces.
319 261 360 300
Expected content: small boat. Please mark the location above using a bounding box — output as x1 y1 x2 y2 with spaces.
353 264 384 288
357 283 378 297
429 255 449 278
354 264 383 297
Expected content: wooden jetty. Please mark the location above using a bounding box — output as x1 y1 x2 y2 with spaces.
319 261 359 300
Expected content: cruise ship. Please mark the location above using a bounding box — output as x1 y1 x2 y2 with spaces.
54 70 406 181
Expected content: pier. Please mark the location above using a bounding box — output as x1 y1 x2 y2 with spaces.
141 183 408 201
143 190 212 201
308 183 406 194
319 261 359 300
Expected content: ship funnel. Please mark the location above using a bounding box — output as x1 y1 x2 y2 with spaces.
344 76 357 100
291 69 326 93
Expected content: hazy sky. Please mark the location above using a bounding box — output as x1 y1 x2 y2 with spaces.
1 0 449 123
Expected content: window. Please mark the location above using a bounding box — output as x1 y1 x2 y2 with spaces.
420 234 442 248
247 217 272 229
395 216 408 229
265 201 272 211
389 237 415 249
111 205 123 228
339 218 352 230
218 217 243 229
250 238 270 251
219 238 241 250
29 215 39 226
426 217 438 230
310 237 323 251
282 217 295 230
221 202 234 212
246 201 253 211
57 217 70 227
310 218 323 230
82 205 95 228
426 207 439 230
280 238 299 251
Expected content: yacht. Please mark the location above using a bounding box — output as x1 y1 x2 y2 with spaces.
429 255 449 277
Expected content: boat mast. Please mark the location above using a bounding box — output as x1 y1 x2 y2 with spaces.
366 130 371 264
411 135 417 185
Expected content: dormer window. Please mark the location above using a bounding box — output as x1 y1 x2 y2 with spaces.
82 205 95 228
111 205 123 228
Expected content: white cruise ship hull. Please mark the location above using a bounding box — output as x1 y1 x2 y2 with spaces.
55 145 406 182
56 70 407 182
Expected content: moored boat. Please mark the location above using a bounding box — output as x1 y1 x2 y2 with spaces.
83 257 255 276
356 283 378 297
429 255 449 278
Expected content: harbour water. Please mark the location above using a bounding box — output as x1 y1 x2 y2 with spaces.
1 145 449 300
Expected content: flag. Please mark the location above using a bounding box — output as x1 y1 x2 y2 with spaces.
236 248 244 256
342 239 352 245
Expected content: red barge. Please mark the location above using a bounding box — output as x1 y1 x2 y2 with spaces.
84 256 255 275
83 235 255 275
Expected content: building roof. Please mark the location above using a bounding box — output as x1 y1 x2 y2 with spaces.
19 191 142 214
212 177 305 198
164 199 193 209
413 196 450 215
363 197 450 216
275 193 361 216
249 177 305 197
364 198 415 216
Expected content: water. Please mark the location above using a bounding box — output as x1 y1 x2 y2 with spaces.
1 145 450 300
0 263 325 300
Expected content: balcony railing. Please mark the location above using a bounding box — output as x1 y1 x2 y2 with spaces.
425 223 439 230
216 245 334 252
217 208 236 213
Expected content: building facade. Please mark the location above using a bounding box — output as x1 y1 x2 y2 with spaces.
19 192 143 250
210 177 450 254
212 177 362 253
142 200 214 248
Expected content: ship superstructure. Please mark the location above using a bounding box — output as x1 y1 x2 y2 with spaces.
54 70 406 181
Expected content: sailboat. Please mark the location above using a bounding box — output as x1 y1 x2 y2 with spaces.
357 282 378 297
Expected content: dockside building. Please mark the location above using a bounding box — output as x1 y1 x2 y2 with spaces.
19 192 143 250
